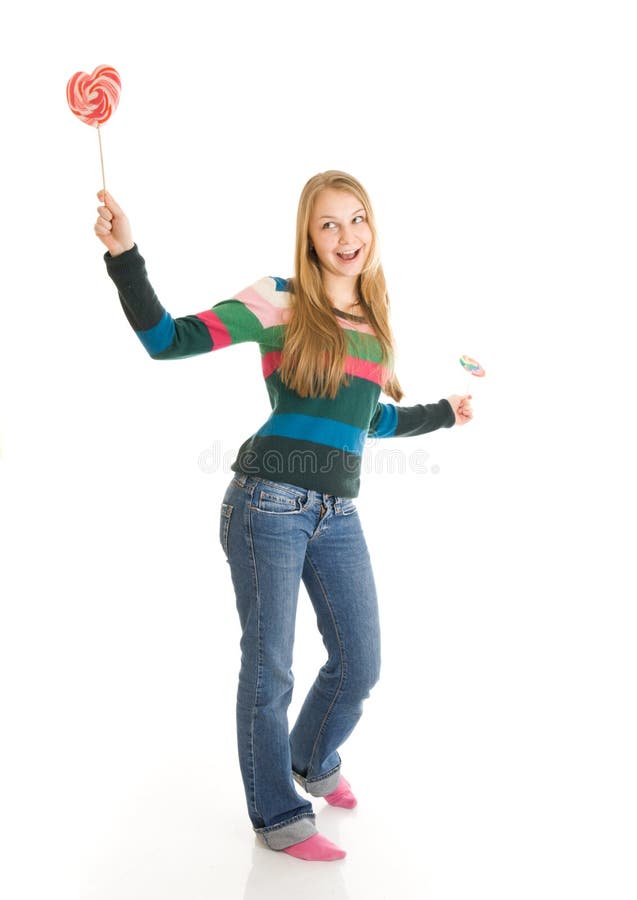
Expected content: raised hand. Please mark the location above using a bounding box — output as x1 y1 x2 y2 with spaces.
94 190 135 257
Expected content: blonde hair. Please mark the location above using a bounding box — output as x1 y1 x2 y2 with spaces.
279 170 404 402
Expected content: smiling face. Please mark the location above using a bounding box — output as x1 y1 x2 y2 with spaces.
308 188 373 293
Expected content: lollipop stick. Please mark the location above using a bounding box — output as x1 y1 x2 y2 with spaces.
97 124 106 195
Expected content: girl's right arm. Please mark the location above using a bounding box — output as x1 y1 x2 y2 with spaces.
94 191 267 359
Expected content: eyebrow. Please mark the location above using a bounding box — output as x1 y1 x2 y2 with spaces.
318 208 366 219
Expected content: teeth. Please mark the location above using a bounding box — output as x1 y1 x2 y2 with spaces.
338 249 359 258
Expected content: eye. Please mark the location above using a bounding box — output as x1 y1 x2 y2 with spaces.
353 214 365 224
322 221 336 230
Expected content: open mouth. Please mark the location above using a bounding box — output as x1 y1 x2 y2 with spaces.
336 247 362 262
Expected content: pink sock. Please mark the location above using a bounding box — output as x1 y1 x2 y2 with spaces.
282 833 346 861
324 776 357 809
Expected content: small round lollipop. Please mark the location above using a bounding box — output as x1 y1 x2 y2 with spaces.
459 355 485 377
66 65 121 195
459 354 485 394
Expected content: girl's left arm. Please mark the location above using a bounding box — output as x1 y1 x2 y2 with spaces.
367 395 472 438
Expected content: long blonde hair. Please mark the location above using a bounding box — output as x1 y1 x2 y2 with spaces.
279 170 404 402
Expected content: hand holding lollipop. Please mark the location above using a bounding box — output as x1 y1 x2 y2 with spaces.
446 355 486 425
94 190 134 258
447 393 474 425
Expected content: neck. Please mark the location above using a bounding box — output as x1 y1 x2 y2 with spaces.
322 272 360 313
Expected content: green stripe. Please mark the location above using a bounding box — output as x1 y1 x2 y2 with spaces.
263 372 379 431
256 327 385 360
344 330 385 363
211 300 264 344
259 324 286 352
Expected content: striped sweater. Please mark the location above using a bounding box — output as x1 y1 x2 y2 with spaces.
104 244 455 497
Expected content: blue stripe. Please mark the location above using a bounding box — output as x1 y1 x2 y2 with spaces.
257 414 366 455
136 310 176 355
271 276 290 292
374 404 398 437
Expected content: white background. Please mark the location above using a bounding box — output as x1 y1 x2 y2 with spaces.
1 1 635 898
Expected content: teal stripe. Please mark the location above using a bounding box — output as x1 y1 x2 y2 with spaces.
137 309 175 355
372 403 398 437
256 414 366 455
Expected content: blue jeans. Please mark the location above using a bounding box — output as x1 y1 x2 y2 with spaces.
218 472 381 850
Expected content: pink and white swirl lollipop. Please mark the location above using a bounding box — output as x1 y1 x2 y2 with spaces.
66 65 121 126
66 65 121 193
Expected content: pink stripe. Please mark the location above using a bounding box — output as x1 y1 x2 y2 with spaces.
262 351 282 379
261 351 387 385
235 287 287 329
335 317 376 335
195 310 232 349
344 356 389 385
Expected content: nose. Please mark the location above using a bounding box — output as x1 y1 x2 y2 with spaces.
339 226 354 244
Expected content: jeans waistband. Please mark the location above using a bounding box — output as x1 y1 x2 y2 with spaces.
233 472 338 500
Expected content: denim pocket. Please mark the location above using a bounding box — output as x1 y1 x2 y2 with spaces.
219 502 234 560
252 486 303 514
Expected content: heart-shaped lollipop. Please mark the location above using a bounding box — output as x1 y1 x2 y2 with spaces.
66 65 121 127
67 65 121 195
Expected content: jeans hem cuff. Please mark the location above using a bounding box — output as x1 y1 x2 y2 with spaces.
292 764 341 797
255 812 317 850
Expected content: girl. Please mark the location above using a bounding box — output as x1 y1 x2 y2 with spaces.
94 171 473 862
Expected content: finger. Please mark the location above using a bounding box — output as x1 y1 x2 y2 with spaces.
94 216 112 234
97 205 113 221
97 190 124 216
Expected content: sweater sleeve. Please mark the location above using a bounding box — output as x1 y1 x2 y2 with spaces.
367 399 455 437
104 244 272 360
